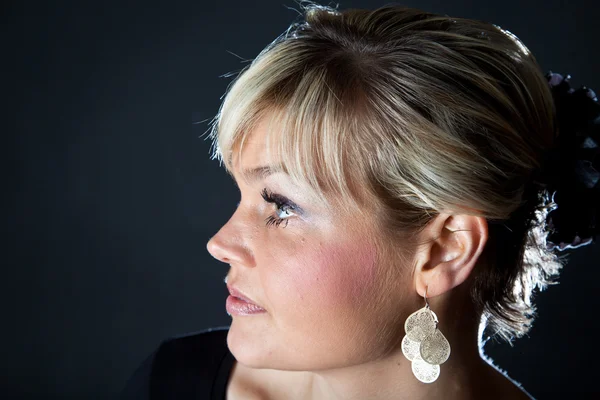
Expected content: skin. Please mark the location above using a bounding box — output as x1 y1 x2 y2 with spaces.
206 114 534 400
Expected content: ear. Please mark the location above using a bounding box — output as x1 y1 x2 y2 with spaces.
412 212 488 299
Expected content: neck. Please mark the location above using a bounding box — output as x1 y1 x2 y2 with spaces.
293 285 494 400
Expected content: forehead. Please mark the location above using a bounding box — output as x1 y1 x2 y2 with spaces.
230 113 282 172
226 112 373 219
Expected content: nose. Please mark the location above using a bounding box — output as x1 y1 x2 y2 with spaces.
206 219 252 266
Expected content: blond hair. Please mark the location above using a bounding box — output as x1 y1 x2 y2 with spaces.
205 2 564 344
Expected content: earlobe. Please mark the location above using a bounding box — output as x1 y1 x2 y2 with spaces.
413 213 488 299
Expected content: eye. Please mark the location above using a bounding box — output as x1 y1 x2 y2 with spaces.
260 188 298 228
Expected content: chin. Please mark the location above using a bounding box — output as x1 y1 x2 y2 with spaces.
226 323 276 368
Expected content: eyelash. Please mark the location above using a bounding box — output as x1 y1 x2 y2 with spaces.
260 188 297 228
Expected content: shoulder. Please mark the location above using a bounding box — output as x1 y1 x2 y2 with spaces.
120 326 233 400
479 361 537 400
153 325 232 373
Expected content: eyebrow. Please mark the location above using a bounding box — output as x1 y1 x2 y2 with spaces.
239 164 286 184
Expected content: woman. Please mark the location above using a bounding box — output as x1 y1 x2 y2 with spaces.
121 3 599 400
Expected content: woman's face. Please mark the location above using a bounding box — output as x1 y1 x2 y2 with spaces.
206 116 414 370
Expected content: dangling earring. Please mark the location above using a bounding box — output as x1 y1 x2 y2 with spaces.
401 285 451 383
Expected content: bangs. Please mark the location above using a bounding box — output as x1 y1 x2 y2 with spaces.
206 38 375 215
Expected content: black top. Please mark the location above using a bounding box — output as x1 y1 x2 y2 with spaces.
120 326 235 400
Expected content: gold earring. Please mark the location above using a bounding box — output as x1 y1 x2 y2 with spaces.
401 285 451 383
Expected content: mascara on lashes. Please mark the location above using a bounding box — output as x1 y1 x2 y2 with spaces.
260 188 304 215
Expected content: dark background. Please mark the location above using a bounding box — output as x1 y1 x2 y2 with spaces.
4 0 600 399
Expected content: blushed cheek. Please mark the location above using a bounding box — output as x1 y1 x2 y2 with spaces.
329 242 379 308
283 241 379 313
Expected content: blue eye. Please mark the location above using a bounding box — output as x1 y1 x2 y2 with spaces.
260 188 298 228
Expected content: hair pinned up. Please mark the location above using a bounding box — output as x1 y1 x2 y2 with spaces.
205 2 591 344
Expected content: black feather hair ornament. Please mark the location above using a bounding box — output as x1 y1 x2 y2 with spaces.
535 71 600 251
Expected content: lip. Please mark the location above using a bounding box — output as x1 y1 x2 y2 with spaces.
226 284 264 308
226 295 266 315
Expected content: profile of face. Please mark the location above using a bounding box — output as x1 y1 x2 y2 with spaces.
206 114 416 371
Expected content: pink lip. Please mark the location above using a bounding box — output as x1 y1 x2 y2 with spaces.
226 295 267 316
226 285 266 310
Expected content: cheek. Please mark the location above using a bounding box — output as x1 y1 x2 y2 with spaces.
271 239 379 314
321 242 379 306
